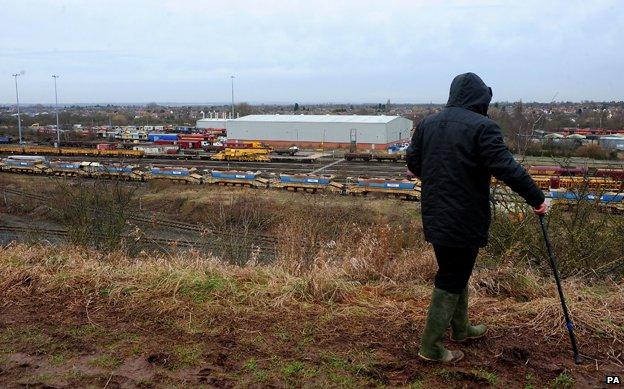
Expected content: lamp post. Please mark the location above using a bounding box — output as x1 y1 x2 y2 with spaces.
12 73 23 144
230 75 235 118
52 75 60 147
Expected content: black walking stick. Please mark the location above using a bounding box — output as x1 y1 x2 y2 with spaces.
538 214 581 364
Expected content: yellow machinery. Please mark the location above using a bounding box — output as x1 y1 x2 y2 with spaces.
211 143 272 162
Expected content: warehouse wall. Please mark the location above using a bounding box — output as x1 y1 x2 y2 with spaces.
196 118 227 129
227 119 412 144
385 117 414 143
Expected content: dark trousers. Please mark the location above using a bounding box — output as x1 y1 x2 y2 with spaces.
433 245 479 294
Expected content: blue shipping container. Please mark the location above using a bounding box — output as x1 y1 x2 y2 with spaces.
357 180 415 190
550 191 597 201
148 133 179 142
51 162 81 169
102 166 133 173
151 168 189 176
279 175 330 185
601 193 624 203
211 171 256 180
6 160 37 167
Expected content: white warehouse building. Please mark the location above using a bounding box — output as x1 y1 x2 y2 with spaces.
221 114 413 149
196 117 228 130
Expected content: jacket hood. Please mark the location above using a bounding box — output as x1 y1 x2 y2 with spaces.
446 73 492 116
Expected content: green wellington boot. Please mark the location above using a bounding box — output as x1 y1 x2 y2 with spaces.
450 287 487 342
418 288 464 362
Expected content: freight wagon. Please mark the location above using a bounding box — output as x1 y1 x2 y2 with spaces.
0 156 49 174
206 170 268 188
0 145 144 158
93 164 143 180
145 167 202 183
344 152 402 162
550 189 624 213
48 161 85 176
346 178 421 200
271 174 342 193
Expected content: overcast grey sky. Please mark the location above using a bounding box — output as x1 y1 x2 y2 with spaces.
1 0 622 104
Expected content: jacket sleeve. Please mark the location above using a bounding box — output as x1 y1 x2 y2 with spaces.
477 122 545 207
406 122 423 178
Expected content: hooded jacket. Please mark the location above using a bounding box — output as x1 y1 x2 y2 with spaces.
406 73 544 247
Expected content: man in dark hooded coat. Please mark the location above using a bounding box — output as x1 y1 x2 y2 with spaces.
406 73 546 362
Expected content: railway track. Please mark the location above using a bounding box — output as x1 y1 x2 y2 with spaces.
0 154 409 179
0 223 277 255
1 187 279 248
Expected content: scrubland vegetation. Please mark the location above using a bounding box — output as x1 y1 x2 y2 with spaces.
0 177 622 387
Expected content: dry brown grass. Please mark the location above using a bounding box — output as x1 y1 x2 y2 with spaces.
0 243 622 361
2 175 624 385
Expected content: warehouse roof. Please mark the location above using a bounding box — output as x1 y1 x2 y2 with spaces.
232 114 404 124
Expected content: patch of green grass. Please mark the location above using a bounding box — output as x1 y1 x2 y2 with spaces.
279 360 318 382
242 358 270 383
89 354 122 369
0 326 59 354
49 354 67 366
524 373 536 389
99 287 111 297
328 371 356 387
410 380 424 389
324 354 350 371
173 343 203 368
552 372 575 388
178 273 231 303
67 324 97 338
253 369 269 383
62 369 85 382
243 358 258 371
470 368 498 385
282 361 305 377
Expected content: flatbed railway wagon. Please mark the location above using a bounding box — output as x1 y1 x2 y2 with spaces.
145 167 202 184
550 176 623 192
347 178 421 200
271 174 342 193
97 149 144 158
344 152 402 162
48 161 85 176
206 170 268 188
90 163 143 181
0 156 49 174
0 145 33 155
550 189 624 213
0 145 144 158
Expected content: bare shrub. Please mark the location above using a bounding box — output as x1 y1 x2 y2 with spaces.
51 180 137 250
486 200 624 280
575 144 612 160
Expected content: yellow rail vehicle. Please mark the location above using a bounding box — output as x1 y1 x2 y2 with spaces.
211 148 271 162
0 146 27 154
0 145 144 158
